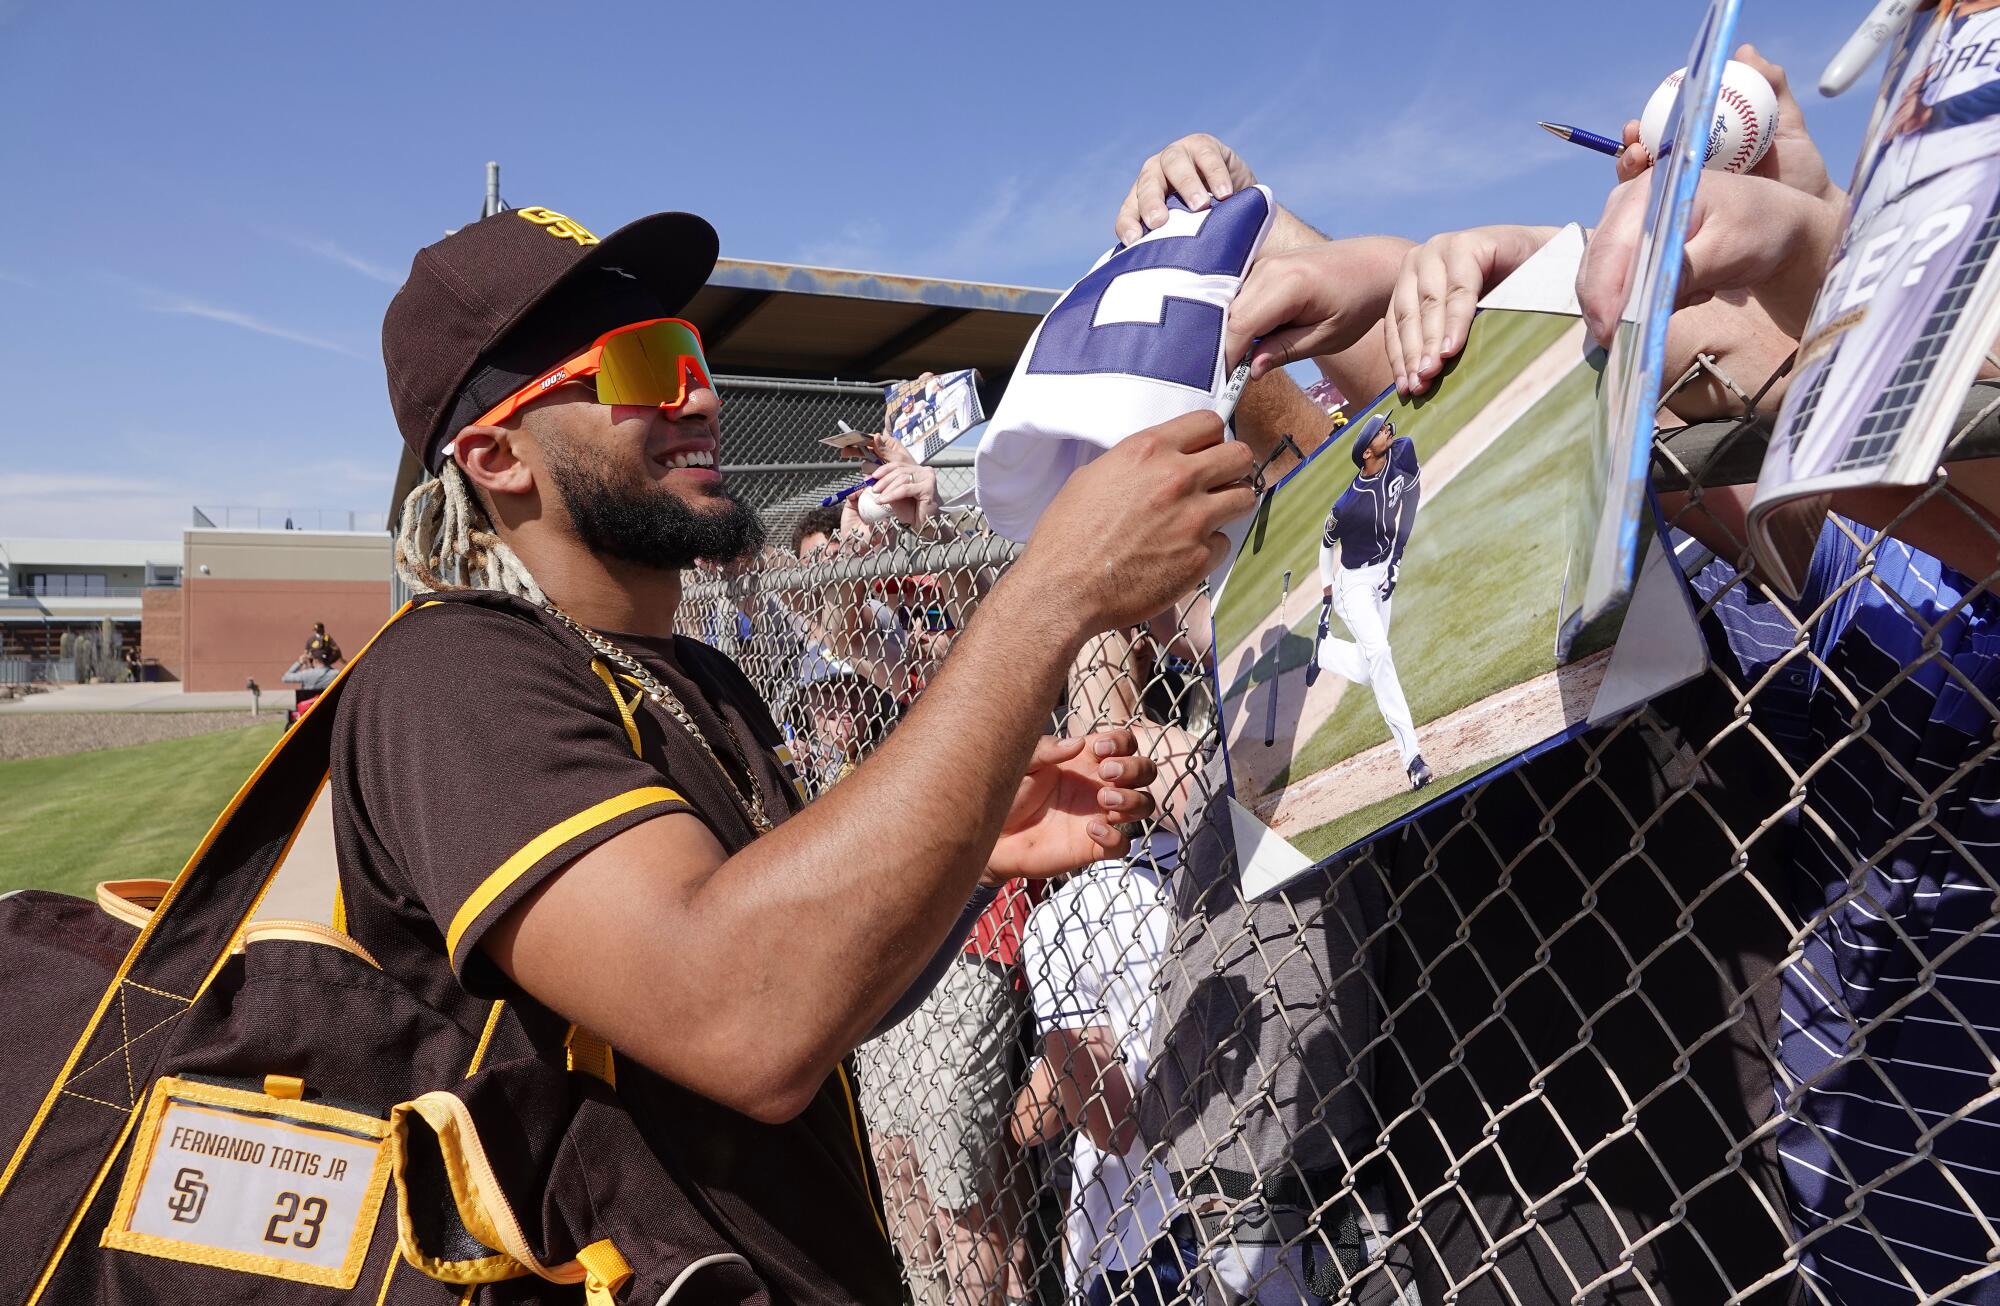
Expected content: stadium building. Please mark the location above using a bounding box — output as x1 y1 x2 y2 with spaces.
1 522 390 692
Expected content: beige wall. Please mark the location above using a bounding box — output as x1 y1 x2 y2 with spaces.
181 579 392 693
185 529 389 583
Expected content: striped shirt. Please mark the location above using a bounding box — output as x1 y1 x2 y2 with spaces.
1688 522 2000 1304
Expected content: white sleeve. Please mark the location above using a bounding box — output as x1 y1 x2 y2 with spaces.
1318 537 1341 589
1023 885 1104 1032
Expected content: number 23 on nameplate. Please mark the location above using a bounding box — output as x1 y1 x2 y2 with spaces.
103 1077 393 1289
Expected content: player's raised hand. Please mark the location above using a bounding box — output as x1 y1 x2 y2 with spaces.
1016 411 1257 634
1385 225 1558 395
1578 169 1842 346
1116 133 1258 244
867 430 918 467
1225 237 1413 379
1616 119 1652 184
866 462 939 529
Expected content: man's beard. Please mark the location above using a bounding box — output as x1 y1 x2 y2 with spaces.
543 442 765 571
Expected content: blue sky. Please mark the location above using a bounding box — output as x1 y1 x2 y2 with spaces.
0 1 1879 540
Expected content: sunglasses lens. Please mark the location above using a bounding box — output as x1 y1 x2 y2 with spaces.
594 319 713 408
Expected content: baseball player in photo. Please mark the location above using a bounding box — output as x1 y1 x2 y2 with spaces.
1306 413 1433 790
1790 0 2000 476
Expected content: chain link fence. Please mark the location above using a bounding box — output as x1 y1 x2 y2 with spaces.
710 375 977 546
676 359 2000 1306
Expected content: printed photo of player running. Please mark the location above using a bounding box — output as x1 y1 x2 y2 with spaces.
1211 307 1618 864
1306 414 1432 791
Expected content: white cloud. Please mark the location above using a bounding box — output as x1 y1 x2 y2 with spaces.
0 465 395 541
140 291 365 359
270 230 404 287
794 217 894 272
0 472 204 541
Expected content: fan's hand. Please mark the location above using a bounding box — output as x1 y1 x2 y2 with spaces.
984 730 1158 885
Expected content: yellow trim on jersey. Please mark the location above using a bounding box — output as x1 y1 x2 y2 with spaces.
834 1064 891 1243
443 786 683 960
589 659 645 758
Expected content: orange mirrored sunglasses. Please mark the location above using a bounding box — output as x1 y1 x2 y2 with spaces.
471 317 715 429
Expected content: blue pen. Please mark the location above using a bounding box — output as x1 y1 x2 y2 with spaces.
1538 121 1623 159
819 477 877 508
819 420 885 507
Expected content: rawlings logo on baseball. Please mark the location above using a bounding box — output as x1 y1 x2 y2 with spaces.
1639 59 1777 174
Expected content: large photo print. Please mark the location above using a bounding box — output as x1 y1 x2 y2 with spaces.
1751 0 2000 592
1212 308 1610 864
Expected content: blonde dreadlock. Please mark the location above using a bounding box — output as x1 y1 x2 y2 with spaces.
393 462 546 603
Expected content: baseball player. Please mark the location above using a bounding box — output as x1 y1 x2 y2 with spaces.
1306 413 1432 790
1788 0 2000 477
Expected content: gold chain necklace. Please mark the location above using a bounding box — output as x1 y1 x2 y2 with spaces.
540 601 773 834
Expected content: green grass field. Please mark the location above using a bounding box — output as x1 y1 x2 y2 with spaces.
0 724 282 898
1214 309 1600 799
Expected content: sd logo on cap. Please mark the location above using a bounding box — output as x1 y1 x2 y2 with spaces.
514 207 599 247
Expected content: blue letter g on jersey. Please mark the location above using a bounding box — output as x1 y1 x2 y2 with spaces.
1027 189 1269 390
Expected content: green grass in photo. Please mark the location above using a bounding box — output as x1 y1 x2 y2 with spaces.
0 723 283 898
1215 308 1578 657
1289 758 1507 863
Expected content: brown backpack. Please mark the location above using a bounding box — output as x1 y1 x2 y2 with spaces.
0 597 767 1305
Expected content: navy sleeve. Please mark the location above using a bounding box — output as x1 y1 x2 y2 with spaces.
1928 76 2000 130
867 886 999 1037
1388 441 1422 566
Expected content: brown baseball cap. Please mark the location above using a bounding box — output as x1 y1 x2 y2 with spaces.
383 205 718 473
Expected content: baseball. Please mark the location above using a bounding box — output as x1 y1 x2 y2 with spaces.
1639 59 1777 174
857 488 896 524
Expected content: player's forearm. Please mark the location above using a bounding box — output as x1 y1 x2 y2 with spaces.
701 571 1084 1104
1391 488 1420 562
1319 319 1397 407
1262 202 1326 256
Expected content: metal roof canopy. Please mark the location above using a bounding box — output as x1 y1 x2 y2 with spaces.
388 257 1056 523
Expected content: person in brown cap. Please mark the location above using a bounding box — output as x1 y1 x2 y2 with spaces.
339 202 1262 1303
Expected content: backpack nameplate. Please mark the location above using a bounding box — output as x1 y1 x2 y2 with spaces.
102 1077 392 1289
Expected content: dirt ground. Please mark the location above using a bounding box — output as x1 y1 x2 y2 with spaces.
0 710 265 761
1248 648 1612 838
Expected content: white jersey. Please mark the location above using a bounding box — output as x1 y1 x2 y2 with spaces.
1021 839 1181 1287
1865 6 2000 207
974 187 1275 541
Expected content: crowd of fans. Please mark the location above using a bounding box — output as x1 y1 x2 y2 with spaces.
693 40 1999 1304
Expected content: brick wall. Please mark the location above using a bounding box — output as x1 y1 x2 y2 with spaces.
180 579 391 692
140 587 184 681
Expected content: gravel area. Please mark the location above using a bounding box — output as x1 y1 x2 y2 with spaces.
0 711 272 761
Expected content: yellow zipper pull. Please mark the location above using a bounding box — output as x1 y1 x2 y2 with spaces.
577 1239 632 1306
